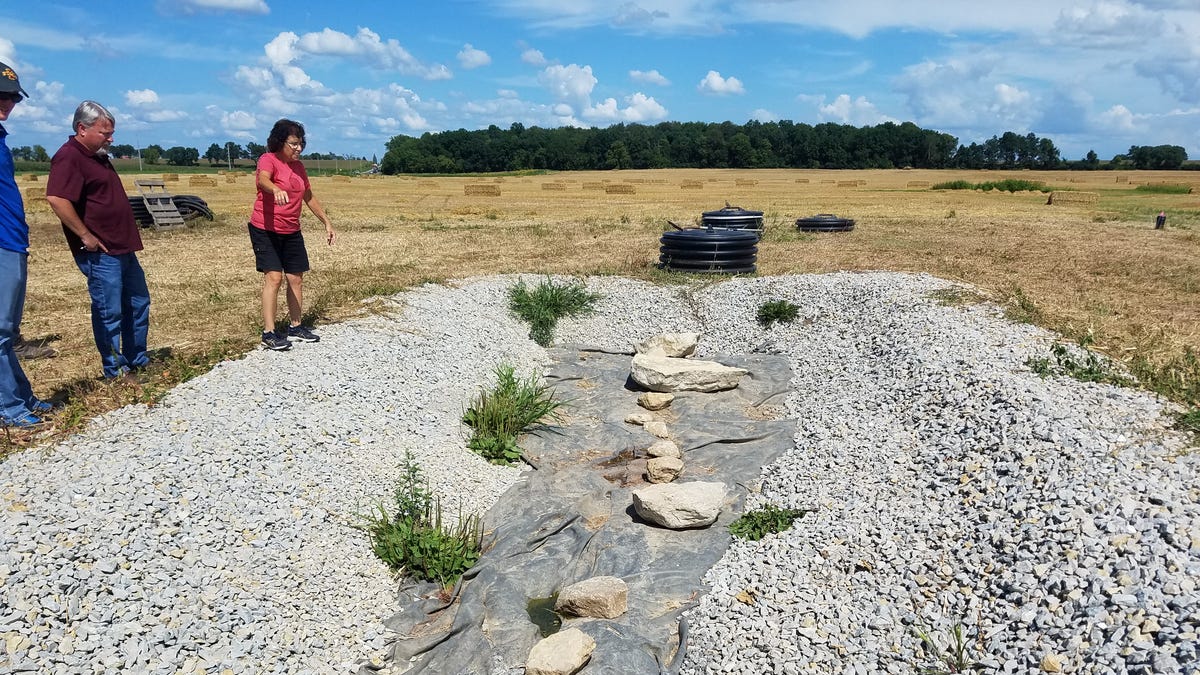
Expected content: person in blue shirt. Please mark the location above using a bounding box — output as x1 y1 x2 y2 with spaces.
0 61 50 427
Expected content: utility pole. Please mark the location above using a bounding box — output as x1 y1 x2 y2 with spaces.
226 143 232 171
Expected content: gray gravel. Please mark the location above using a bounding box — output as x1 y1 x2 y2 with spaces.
0 272 1196 674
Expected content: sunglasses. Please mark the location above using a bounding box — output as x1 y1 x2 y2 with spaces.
0 93 23 103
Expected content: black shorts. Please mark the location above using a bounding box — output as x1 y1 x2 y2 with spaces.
248 224 310 274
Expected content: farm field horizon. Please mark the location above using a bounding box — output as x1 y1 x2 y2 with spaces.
12 167 1200 438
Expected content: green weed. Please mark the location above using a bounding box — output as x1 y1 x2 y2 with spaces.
1003 286 1043 325
462 365 564 465
358 453 483 589
927 287 985 307
729 504 807 541
913 622 985 674
508 277 601 346
1027 337 1132 387
756 299 801 328
932 179 1048 193
1134 184 1193 195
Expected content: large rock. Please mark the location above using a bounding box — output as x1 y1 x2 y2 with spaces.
634 333 699 358
646 457 683 484
630 353 747 393
632 481 725 529
555 576 628 619
526 628 595 675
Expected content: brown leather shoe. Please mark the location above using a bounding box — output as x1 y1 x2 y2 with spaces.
13 336 57 360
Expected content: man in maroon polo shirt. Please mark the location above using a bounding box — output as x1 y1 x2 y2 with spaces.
45 100 150 381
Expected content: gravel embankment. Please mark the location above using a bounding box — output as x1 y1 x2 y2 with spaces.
0 273 1196 674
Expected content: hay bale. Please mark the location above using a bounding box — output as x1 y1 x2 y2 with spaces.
735 179 758 187
906 181 930 188
162 173 179 182
1115 175 1128 184
1047 191 1099 205
225 174 239 183
794 178 809 184
189 175 217 187
418 181 438 189
22 174 38 182
582 182 605 191
541 182 566 191
604 184 636 195
820 179 836 184
649 179 668 184
332 175 350 183
680 180 703 190
837 180 859 188
464 184 501 196
23 187 44 199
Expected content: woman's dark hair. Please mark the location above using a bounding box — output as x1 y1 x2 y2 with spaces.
266 118 306 153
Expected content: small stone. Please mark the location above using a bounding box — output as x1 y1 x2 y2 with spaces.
1040 653 1063 672
638 392 675 411
555 576 628 619
646 456 683 483
623 412 655 426
526 627 595 675
642 421 670 438
645 439 682 459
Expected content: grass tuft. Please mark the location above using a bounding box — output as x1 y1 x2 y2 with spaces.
729 504 807 541
462 364 564 465
756 299 801 328
1027 337 1132 387
357 452 483 589
913 621 984 674
508 277 601 346
1134 184 1192 195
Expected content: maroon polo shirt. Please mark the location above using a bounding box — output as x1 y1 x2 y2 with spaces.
46 137 142 255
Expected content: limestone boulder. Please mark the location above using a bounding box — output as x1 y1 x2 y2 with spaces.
630 353 747 393
632 481 726 529
645 439 681 458
555 576 628 619
642 420 671 438
526 628 595 675
634 333 699 358
646 456 683 483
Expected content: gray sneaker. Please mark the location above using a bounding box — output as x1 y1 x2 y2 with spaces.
261 331 292 351
13 336 57 360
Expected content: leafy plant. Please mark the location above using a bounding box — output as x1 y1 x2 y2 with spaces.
462 364 564 465
927 288 984 307
1003 286 1043 325
1134 184 1192 195
358 453 483 589
931 179 1048 193
1027 337 1131 387
508 277 601 346
729 504 807 541
913 622 985 674
756 299 800 328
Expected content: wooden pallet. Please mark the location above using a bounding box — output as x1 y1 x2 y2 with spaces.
134 180 187 230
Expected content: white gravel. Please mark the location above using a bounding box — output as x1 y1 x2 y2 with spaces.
0 272 1196 674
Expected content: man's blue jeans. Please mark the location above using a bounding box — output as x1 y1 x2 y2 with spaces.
0 249 38 421
74 251 151 379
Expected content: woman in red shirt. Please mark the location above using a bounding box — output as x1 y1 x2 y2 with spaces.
248 119 335 351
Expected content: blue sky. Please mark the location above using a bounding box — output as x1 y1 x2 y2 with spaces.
2 0 1198 162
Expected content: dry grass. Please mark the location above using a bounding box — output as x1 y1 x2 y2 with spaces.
11 167 1200 447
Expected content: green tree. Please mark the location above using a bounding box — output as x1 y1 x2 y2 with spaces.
204 143 223 164
142 145 162 165
31 145 49 162
605 141 632 169
246 142 266 158
109 143 136 158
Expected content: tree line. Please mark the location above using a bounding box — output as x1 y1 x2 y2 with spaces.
380 120 1191 173
7 142 366 167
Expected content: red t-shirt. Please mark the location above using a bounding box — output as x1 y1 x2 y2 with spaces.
249 152 309 235
46 137 143 255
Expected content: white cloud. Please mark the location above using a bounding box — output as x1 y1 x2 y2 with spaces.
697 70 744 96
539 63 597 107
750 108 777 122
630 69 669 86
612 2 669 28
222 110 259 131
144 110 188 123
497 89 519 99
584 92 667 123
169 0 269 15
1097 104 1137 132
521 48 547 66
124 89 160 107
817 94 892 125
266 27 452 83
458 44 491 69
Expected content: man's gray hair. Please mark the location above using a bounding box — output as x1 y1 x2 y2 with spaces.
73 100 114 131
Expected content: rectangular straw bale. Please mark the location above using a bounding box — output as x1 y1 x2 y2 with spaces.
23 187 45 198
582 182 605 190
735 179 758 187
604 184 636 195
465 184 501 196
623 178 645 184
680 180 703 190
225 174 239 183
418 181 438 188
837 180 859 188
189 175 217 187
649 179 668 184
541 182 566 191
906 181 931 188
820 179 836 184
1047 191 1098 205
22 174 38 182
162 173 179 182
332 175 351 183
794 178 809 184
1115 176 1128 184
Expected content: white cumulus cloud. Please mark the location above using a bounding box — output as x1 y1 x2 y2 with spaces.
817 94 893 125
539 64 597 107
124 89 160 107
630 69 669 86
584 92 667 123
458 44 491 69
697 70 744 96
171 0 269 15
521 48 547 66
1098 104 1138 131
